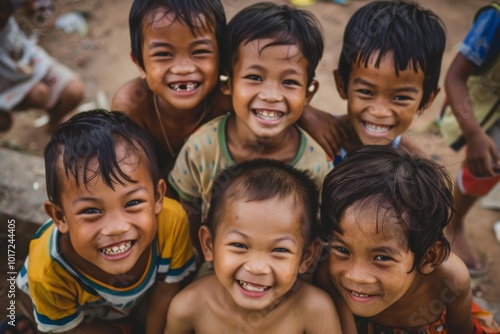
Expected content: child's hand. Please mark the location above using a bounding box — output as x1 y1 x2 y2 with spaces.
299 106 346 158
465 130 500 177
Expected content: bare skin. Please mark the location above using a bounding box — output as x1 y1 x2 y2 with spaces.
166 275 341 334
316 251 473 332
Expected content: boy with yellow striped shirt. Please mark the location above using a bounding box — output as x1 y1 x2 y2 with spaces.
16 110 195 334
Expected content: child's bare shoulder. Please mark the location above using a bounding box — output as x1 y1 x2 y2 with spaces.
432 252 471 292
292 281 342 332
169 275 217 317
111 77 153 125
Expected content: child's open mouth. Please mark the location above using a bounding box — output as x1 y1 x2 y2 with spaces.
238 280 271 293
363 121 392 134
253 109 284 121
168 82 200 92
349 290 372 298
99 241 133 256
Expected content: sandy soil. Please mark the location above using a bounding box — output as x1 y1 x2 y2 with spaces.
1 0 499 322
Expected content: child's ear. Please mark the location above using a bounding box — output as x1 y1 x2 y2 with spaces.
419 241 446 275
199 226 214 262
130 52 147 80
154 179 166 215
44 200 68 234
299 239 322 275
421 87 441 111
333 69 347 100
219 71 231 96
305 80 319 105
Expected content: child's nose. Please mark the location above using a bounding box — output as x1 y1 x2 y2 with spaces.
258 85 284 103
100 215 130 236
344 263 376 284
244 254 272 275
170 58 196 75
368 102 392 118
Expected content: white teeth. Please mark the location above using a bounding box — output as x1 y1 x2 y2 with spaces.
100 241 132 255
364 122 390 133
350 290 370 297
170 82 198 91
239 280 269 292
255 109 282 120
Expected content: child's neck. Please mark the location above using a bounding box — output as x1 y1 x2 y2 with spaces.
59 233 150 289
226 116 300 163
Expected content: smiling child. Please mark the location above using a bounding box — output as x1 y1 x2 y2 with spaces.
166 159 341 333
16 110 195 334
168 2 332 255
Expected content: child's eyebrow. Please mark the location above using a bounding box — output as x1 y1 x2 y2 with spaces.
149 38 214 50
352 78 375 87
390 87 419 94
370 245 400 256
72 186 147 206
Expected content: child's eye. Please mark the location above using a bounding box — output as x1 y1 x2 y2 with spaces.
193 49 212 55
230 243 247 249
331 246 350 255
80 208 101 215
272 247 290 253
282 79 300 86
125 200 142 208
152 51 172 58
374 255 392 262
244 75 262 81
394 95 412 101
356 89 373 96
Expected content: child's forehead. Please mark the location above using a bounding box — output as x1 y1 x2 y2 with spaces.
340 200 408 247
143 7 215 36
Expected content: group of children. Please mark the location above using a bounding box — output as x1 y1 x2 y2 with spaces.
9 0 500 333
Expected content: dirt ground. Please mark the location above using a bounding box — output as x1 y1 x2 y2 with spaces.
1 0 499 324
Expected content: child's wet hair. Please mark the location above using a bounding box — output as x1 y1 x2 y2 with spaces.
44 109 160 207
206 159 320 249
338 0 445 111
129 0 226 70
321 146 454 274
225 2 324 85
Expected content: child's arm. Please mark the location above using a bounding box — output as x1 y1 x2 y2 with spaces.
445 53 500 176
145 282 181 334
298 105 346 158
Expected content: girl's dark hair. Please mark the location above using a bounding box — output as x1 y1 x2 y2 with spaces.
129 0 226 69
44 110 160 207
206 159 320 248
225 2 324 85
338 0 445 111
321 145 454 274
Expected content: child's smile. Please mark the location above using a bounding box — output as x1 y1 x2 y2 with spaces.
54 144 164 280
206 197 310 312
328 199 417 317
138 9 219 112
228 39 309 140
338 51 425 146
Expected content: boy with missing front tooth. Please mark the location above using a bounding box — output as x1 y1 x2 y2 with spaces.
112 0 343 181
166 159 342 333
331 0 445 165
168 2 332 255
318 145 481 333
16 110 195 334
